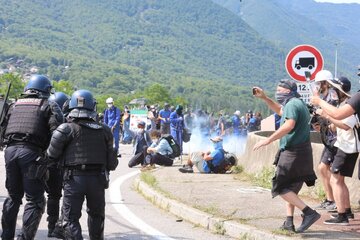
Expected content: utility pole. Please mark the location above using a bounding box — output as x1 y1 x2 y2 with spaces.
334 42 338 79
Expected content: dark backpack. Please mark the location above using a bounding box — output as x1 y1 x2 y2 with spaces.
161 135 181 158
182 128 191 143
208 150 237 174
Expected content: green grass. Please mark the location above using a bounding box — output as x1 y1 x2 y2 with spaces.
251 167 275 189
214 222 226 235
238 232 255 240
140 172 157 188
231 165 244 174
314 184 326 200
193 204 220 216
272 229 296 236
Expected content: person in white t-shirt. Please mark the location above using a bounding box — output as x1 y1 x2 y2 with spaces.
315 77 358 226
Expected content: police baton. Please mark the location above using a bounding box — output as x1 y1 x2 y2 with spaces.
0 82 12 124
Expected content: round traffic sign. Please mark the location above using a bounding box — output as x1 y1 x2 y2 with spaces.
285 45 324 82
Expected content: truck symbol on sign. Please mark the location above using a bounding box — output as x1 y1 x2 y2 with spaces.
294 57 315 70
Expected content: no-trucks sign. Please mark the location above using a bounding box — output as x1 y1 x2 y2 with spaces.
285 45 324 82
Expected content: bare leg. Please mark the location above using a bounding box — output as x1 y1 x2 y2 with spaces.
330 174 348 213
285 202 295 216
318 162 334 201
280 191 306 211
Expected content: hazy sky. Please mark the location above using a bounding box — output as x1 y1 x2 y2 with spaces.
315 0 360 3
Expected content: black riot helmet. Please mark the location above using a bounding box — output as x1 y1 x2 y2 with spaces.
69 90 96 111
24 74 53 97
49 92 69 110
175 105 183 115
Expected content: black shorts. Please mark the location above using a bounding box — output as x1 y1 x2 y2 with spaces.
279 181 303 195
320 147 337 165
330 149 358 177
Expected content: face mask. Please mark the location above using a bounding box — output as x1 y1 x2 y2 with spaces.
107 103 113 108
152 138 159 143
275 92 293 105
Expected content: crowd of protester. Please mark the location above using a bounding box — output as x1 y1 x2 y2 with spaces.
99 101 262 150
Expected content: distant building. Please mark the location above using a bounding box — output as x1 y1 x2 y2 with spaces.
0 69 9 75
30 66 39 73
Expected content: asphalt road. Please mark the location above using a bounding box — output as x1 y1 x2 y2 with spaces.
0 144 232 240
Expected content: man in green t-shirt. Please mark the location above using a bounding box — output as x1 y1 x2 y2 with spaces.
252 79 319 233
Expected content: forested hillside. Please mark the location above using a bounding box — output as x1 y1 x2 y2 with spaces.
213 0 360 85
0 0 288 112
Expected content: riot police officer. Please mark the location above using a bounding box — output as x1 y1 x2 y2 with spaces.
47 89 118 240
1 75 64 239
46 91 69 238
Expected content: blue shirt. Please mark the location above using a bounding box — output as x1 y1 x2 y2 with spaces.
202 149 225 173
104 106 121 128
170 112 183 130
150 138 173 156
232 115 241 128
159 109 171 124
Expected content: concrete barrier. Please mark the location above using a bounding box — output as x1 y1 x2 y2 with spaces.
238 131 360 205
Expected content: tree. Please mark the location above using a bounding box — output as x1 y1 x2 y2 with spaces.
52 80 75 95
143 83 171 105
0 73 25 99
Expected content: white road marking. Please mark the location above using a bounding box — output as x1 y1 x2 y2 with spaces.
236 187 270 194
109 171 176 240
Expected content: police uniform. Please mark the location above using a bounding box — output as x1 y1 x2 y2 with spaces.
46 92 69 237
47 90 118 240
1 75 64 240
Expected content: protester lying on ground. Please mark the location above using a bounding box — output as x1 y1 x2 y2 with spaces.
179 136 235 174
141 130 174 171
128 121 152 168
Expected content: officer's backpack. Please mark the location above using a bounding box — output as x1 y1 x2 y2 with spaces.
161 135 181 158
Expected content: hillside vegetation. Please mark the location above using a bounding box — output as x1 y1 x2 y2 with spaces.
213 0 360 86
0 0 290 113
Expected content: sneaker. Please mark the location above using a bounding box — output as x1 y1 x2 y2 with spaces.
324 215 349 225
178 165 194 173
279 221 295 232
140 164 156 172
314 200 335 210
48 225 65 239
325 201 337 211
297 211 321 233
327 206 338 213
331 212 354 220
47 229 54 238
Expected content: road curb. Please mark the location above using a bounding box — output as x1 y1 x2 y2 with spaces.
135 177 289 240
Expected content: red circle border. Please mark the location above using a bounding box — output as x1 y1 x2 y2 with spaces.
285 45 324 82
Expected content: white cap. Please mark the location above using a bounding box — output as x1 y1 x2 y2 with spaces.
315 70 333 82
234 110 241 116
106 97 114 104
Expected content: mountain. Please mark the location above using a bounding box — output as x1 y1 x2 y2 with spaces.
0 0 288 112
213 0 360 86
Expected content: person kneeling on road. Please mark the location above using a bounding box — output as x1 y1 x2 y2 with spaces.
141 130 174 171
128 121 152 168
179 136 233 174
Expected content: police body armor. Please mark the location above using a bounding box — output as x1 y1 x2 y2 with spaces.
63 121 107 167
5 98 50 149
